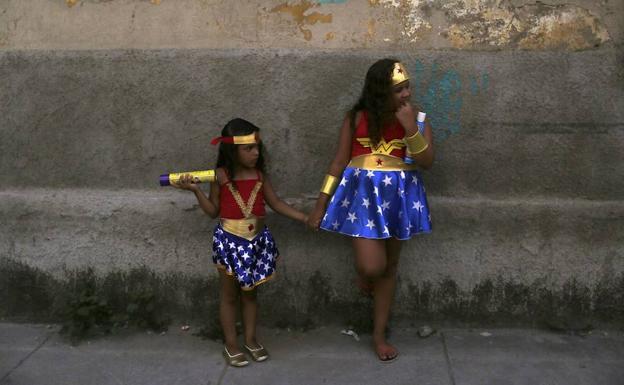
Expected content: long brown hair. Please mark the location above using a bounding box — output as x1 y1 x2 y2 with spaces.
348 58 398 144
215 118 266 181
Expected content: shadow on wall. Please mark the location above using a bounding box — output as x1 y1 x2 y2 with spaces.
2 257 623 338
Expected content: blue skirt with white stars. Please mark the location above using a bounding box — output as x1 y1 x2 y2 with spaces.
212 224 278 290
320 166 432 240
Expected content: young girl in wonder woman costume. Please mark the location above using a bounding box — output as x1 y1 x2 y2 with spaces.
173 118 307 367
308 59 434 362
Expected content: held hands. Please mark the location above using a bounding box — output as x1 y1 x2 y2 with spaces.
171 173 200 192
306 207 324 230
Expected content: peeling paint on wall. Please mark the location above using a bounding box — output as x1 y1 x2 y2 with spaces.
2 0 618 50
65 0 162 7
371 0 611 49
271 1 333 41
518 6 610 50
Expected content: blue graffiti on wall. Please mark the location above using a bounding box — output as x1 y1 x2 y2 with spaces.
408 60 489 143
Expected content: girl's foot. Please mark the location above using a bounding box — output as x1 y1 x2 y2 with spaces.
223 345 249 367
374 340 398 362
244 340 269 362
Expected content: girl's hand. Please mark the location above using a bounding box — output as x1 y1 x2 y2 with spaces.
395 102 418 133
307 208 324 230
172 173 199 192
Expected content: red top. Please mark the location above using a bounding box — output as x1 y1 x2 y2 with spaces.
219 170 266 219
351 110 407 159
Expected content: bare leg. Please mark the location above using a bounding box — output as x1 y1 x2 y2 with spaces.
240 288 260 348
352 238 401 360
218 269 241 354
372 238 402 361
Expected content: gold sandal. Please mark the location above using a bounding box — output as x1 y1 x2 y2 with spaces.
244 344 269 362
223 346 249 367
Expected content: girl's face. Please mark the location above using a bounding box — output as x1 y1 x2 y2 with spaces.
391 80 411 110
236 143 260 169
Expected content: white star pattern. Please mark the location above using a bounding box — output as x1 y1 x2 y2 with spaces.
228 242 236 249
237 245 244 252
318 164 431 238
241 252 251 261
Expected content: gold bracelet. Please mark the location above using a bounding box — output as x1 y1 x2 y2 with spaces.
404 132 429 155
320 174 339 196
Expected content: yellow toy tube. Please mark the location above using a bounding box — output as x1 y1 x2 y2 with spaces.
159 170 216 186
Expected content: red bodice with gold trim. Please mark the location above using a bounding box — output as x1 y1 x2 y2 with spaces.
351 111 407 159
219 174 266 219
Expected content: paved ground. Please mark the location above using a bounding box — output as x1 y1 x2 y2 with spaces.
1 323 623 385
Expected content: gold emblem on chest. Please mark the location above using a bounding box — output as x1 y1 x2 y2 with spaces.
356 137 405 155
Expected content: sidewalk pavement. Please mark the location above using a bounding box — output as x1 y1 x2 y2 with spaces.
1 323 623 385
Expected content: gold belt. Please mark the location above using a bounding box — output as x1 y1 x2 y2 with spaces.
348 154 419 171
221 217 264 241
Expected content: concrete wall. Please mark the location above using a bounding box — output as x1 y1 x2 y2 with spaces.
1 0 623 327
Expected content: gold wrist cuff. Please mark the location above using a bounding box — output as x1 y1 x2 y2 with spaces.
320 174 339 196
404 132 429 155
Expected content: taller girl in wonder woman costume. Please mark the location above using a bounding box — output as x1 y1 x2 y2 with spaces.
172 118 307 367
308 59 434 361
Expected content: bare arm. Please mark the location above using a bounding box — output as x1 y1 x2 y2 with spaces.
263 177 307 223
307 113 354 228
396 103 435 170
172 172 220 218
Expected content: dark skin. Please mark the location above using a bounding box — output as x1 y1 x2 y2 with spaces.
307 80 434 361
173 143 307 356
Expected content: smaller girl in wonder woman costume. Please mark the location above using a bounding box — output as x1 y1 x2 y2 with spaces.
173 118 307 367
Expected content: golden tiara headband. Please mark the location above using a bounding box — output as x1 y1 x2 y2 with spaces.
391 62 409 86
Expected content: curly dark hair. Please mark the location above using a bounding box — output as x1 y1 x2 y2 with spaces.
349 58 399 145
215 118 266 182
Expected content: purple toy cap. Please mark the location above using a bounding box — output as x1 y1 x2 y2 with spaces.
159 174 171 186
